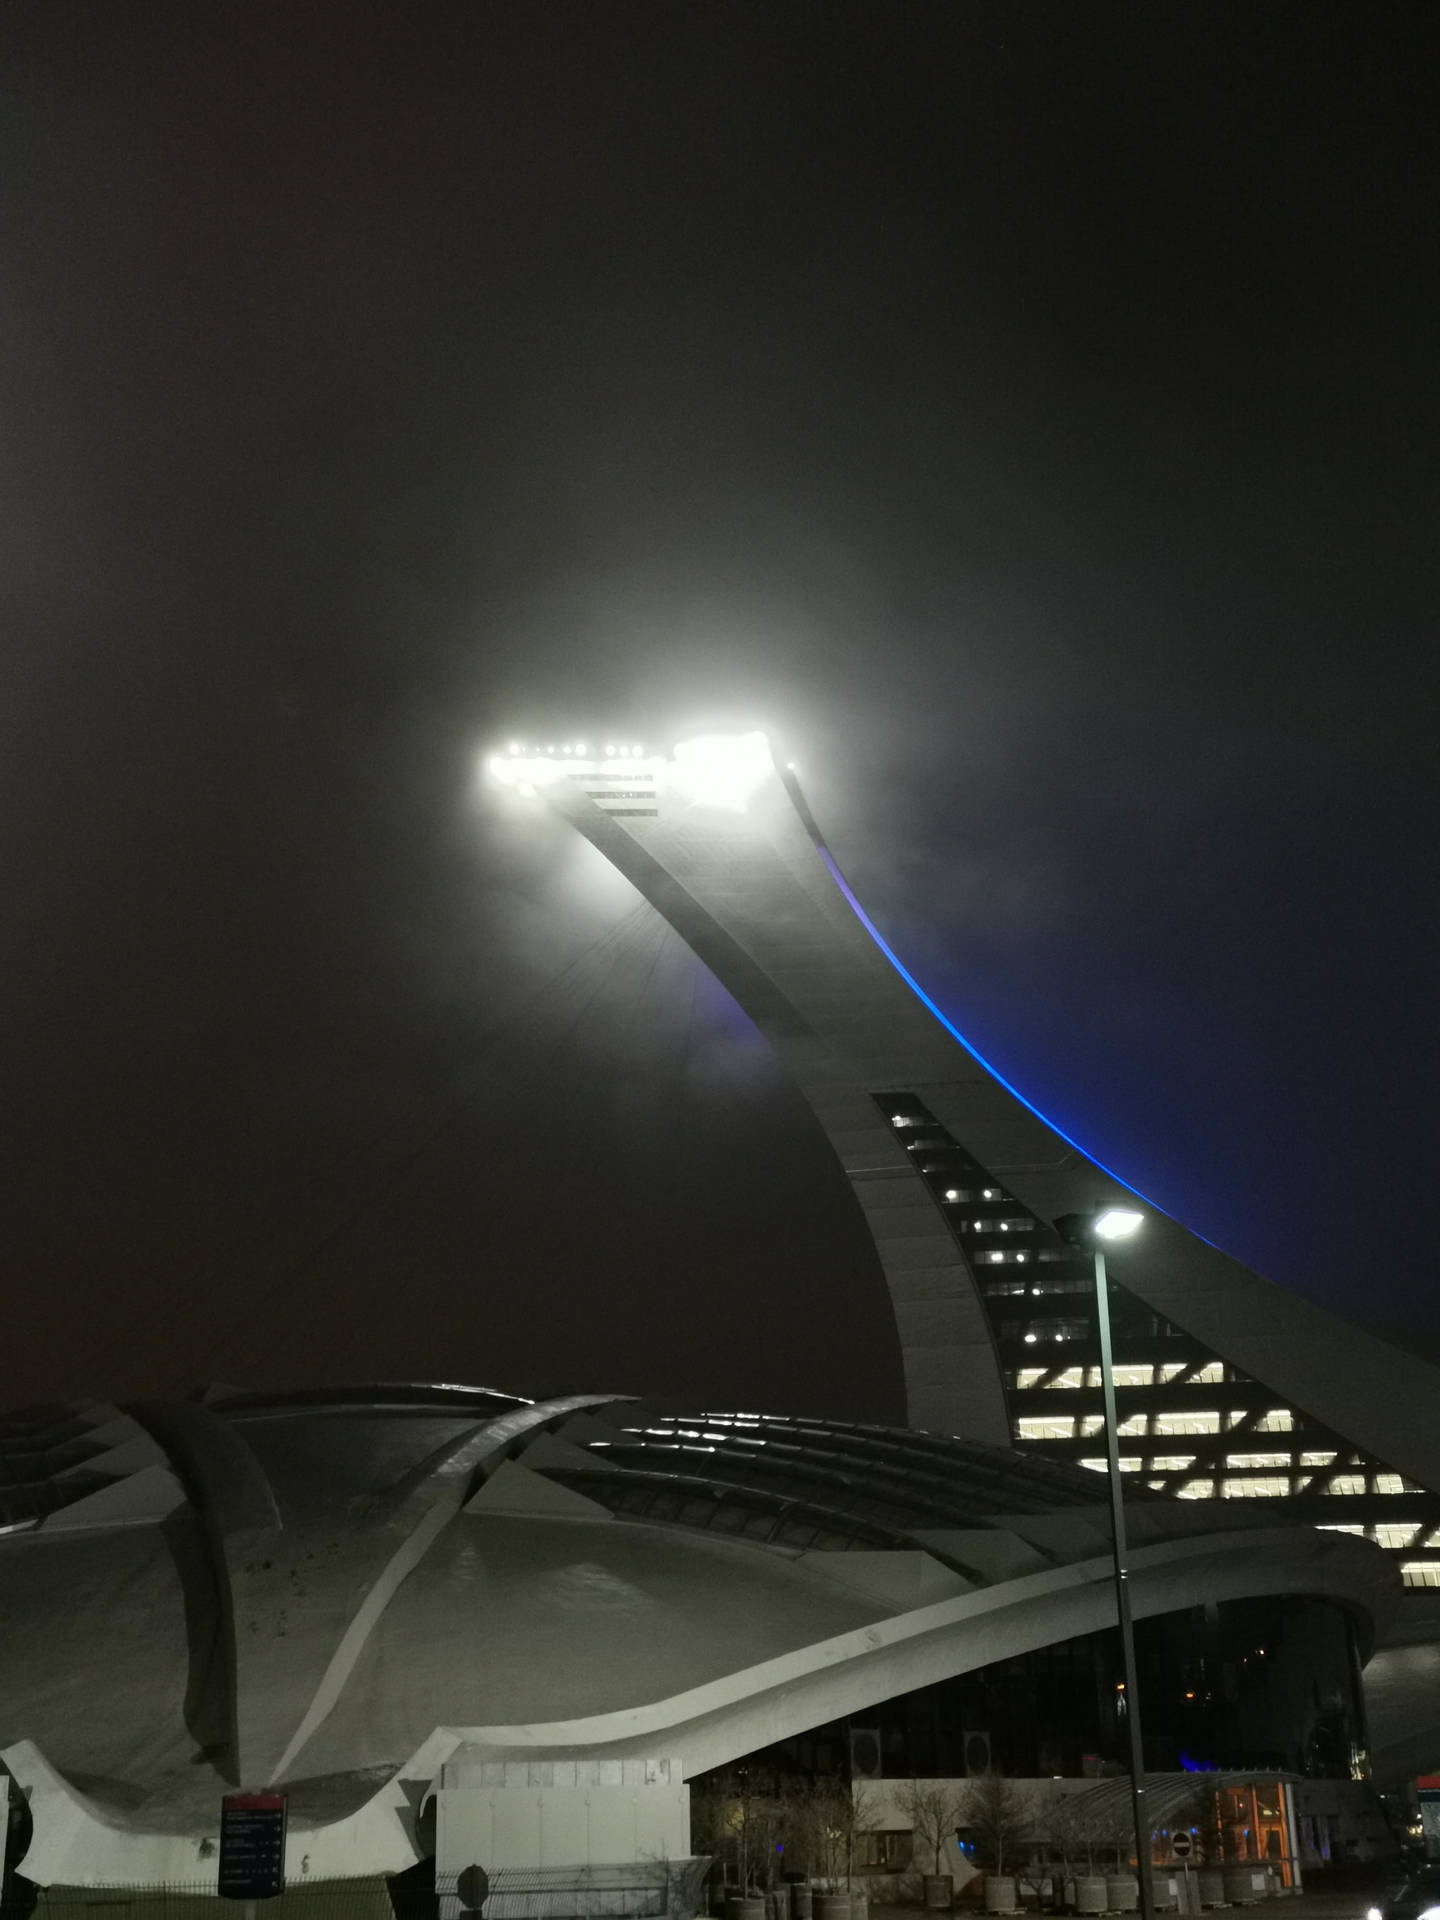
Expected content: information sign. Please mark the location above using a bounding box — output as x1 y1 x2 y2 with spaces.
219 1793 288 1901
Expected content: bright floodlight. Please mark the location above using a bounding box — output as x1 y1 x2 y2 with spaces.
1094 1208 1145 1241
669 730 772 812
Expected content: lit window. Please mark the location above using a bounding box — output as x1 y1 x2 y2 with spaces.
1374 1473 1406 1496
1027 1318 1089 1342
1225 1452 1291 1470
1110 1364 1154 1388
1152 1411 1222 1436
1300 1451 1337 1467
1016 1368 1048 1389
1158 1362 1188 1384
1117 1413 1148 1437
1225 1411 1251 1430
1221 1476 1290 1497
1147 1456 1196 1472
1317 1523 1366 1536
1080 1456 1142 1473
1190 1362 1224 1384
1016 1253 1028 1263
1373 1523 1422 1550
1081 1414 1106 1437
1043 1367 1084 1390
1253 1409 1296 1433
1326 1474 1366 1495
1402 1563 1440 1589
983 1188 997 1199
1023 1333 1038 1345
1018 1416 1077 1440
990 1252 1005 1264
1177 1479 1215 1500
944 1189 959 1202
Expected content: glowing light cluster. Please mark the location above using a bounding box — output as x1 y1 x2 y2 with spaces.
501 741 648 760
669 730 773 812
490 731 774 813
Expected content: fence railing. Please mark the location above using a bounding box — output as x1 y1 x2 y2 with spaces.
0 1859 711 1920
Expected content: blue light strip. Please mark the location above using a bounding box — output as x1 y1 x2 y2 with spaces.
815 843 1155 1209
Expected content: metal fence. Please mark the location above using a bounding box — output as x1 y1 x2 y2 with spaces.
437 1860 710 1920
0 1860 711 1920
2 1882 394 1920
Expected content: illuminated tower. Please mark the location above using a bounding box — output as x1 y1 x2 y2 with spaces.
488 734 1440 1615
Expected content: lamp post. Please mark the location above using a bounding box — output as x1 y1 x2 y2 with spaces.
1055 1207 1155 1920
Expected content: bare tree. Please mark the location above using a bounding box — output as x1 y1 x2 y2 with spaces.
1036 1784 1094 1877
841 1781 883 1890
958 1772 1033 1879
783 1778 856 1889
690 1769 787 1892
895 1779 967 1878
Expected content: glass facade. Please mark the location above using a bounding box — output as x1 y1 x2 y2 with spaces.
877 1093 1440 1588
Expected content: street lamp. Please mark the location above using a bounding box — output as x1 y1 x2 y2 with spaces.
1054 1207 1155 1920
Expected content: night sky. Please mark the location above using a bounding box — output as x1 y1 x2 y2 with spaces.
3 2 1436 1415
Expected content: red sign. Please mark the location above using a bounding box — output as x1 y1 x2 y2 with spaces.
1170 1833 1195 1861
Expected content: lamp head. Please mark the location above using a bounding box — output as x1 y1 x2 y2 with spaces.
1054 1208 1145 1248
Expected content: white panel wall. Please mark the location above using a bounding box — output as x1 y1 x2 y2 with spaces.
436 1757 689 1873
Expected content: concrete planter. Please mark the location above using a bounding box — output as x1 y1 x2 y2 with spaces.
1152 1875 1180 1911
923 1876 954 1910
791 1891 813 1920
1222 1870 1267 1906
984 1875 1019 1913
1074 1875 1107 1913
1105 1874 1139 1912
814 1894 851 1920
726 1898 766 1920
1197 1869 1226 1907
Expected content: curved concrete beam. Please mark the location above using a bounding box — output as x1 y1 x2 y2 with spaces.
426 1523 1395 1780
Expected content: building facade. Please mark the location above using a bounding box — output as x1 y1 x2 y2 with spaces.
0 1388 1395 1889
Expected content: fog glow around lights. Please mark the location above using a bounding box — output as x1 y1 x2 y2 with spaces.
1094 1208 1145 1241
670 730 772 812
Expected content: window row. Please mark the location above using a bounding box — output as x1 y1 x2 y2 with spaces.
1015 1411 1311 1441
1012 1361 1231 1390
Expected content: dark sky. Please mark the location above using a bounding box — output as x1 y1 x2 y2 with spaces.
2 1 1436 1415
